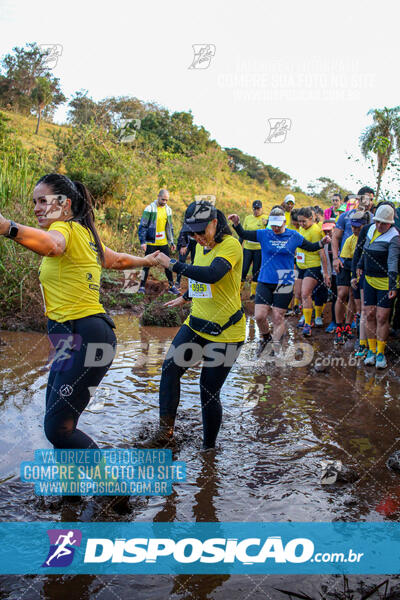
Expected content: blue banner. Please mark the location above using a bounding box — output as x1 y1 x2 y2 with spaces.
1 522 400 574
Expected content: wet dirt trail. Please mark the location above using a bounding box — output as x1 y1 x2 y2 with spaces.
1 311 400 599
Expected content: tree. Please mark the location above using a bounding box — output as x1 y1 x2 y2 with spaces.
360 106 400 202
0 42 65 117
31 77 53 134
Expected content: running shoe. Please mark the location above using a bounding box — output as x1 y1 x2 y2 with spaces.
137 286 145 294
256 335 272 357
344 324 354 340
325 321 336 333
294 305 302 316
334 326 345 345
302 324 312 337
169 285 180 295
375 353 387 369
354 344 368 358
314 316 323 327
364 350 376 366
296 315 305 328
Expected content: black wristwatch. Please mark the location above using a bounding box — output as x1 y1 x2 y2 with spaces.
5 220 18 239
168 258 177 272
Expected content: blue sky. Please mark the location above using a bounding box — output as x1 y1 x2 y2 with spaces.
1 0 399 196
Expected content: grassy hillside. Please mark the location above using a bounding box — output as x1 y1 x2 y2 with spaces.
0 110 315 330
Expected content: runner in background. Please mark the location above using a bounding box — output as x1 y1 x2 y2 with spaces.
281 194 295 227
331 193 374 335
324 193 342 220
356 204 399 369
334 211 368 345
296 207 330 336
229 207 329 354
240 200 268 299
320 219 338 333
137 189 179 295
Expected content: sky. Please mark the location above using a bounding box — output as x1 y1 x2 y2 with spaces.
0 0 399 196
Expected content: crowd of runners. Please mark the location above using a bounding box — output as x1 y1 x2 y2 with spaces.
1 173 399 472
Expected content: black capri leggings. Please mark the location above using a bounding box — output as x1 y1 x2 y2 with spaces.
242 248 261 282
45 314 117 449
159 325 243 448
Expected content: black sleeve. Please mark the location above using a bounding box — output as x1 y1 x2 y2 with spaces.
172 256 232 283
233 223 258 243
352 224 368 277
299 239 322 252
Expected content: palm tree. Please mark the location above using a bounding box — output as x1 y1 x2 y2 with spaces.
360 106 400 201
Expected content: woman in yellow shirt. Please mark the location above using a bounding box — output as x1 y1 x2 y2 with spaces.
296 207 330 337
140 200 245 451
0 173 158 456
241 200 268 299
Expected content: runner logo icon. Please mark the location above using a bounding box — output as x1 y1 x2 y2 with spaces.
42 529 82 567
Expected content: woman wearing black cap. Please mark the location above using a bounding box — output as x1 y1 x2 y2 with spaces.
140 200 245 451
240 200 268 299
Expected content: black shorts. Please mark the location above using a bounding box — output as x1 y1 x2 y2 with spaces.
353 273 364 300
336 267 351 287
363 278 393 309
255 281 294 309
297 266 323 282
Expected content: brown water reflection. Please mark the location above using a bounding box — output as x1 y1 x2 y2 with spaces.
1 312 400 598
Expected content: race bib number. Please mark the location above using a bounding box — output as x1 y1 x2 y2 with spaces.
296 251 305 264
188 279 212 298
156 231 166 241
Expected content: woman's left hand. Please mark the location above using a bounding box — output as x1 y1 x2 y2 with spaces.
156 253 172 268
323 273 331 288
389 290 397 299
321 235 330 245
0 213 10 236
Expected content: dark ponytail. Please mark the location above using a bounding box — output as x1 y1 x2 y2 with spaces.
214 209 232 243
298 207 314 219
36 173 105 265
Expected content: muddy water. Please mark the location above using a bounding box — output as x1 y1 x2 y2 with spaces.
1 312 400 599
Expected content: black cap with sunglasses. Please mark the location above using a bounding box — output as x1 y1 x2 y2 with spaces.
181 200 217 234
252 200 262 209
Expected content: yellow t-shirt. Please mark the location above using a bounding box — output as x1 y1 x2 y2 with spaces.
148 205 168 246
365 229 390 290
184 235 246 343
242 213 268 250
340 233 358 259
285 211 292 228
296 223 323 269
39 221 105 322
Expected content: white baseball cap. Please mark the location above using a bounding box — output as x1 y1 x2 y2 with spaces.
269 215 286 226
373 204 395 224
284 194 295 205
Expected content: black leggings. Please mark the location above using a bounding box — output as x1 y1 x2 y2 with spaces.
141 244 173 286
242 248 261 282
159 325 243 448
45 315 117 449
